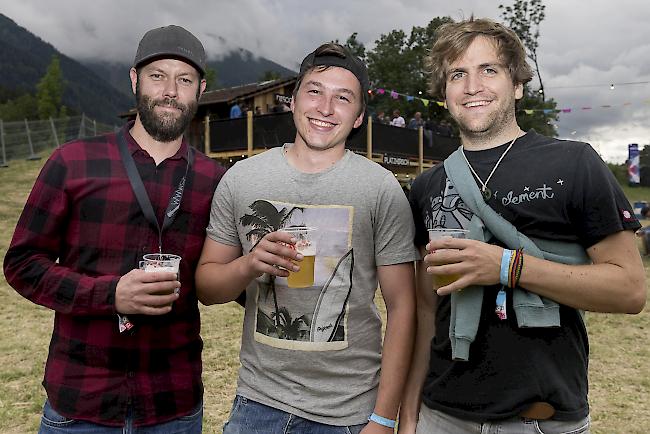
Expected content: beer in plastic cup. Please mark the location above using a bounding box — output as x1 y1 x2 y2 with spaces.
427 228 468 288
140 253 181 296
279 227 317 288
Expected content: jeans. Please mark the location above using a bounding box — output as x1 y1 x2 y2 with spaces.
416 405 590 434
222 395 367 434
38 399 203 434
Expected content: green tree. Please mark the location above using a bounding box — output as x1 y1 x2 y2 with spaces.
516 88 558 136
259 70 281 82
639 144 650 168
0 85 23 104
204 66 219 91
333 32 366 61
498 0 558 135
499 0 547 100
364 17 453 122
348 12 554 134
36 55 65 119
343 32 366 61
0 92 39 121
607 162 628 185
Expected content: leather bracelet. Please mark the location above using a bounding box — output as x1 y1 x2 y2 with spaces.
513 248 524 287
368 412 396 429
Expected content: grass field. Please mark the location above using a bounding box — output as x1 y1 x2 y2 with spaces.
0 153 649 433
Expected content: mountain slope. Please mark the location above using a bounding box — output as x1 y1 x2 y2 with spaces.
0 13 295 122
0 14 132 124
84 49 296 98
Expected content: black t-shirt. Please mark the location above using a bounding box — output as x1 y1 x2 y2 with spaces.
409 131 640 421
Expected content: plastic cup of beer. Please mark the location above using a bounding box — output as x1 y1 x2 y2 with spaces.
427 228 469 288
140 253 182 296
279 227 317 288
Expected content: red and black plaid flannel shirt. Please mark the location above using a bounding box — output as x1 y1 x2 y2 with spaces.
3 123 225 426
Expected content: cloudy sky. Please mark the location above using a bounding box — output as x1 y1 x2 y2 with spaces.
2 0 649 163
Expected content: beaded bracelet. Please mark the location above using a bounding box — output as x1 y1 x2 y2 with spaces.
508 248 524 288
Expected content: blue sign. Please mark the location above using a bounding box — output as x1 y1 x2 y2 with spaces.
628 143 640 184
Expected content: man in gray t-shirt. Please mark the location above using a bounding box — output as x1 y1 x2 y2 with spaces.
196 43 418 433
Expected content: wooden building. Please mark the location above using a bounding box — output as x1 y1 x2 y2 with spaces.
124 76 460 184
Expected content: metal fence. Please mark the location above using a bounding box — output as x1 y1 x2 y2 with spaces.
0 114 119 167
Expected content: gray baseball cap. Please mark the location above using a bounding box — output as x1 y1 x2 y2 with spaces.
299 44 369 95
133 25 206 76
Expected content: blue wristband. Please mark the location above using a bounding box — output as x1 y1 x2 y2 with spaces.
368 412 396 429
500 249 513 286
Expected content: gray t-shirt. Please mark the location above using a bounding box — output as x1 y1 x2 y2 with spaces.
206 145 418 425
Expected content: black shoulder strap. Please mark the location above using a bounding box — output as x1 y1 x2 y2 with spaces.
117 128 160 233
116 127 193 252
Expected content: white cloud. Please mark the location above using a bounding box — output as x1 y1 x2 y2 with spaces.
1 0 649 162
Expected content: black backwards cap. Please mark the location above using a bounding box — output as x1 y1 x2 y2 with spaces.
134 25 206 76
299 45 370 96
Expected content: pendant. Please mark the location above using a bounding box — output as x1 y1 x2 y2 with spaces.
481 187 492 201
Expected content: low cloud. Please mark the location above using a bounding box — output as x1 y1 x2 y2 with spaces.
2 0 648 162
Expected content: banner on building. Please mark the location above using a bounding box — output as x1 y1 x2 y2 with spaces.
275 94 292 104
628 143 640 184
383 154 410 166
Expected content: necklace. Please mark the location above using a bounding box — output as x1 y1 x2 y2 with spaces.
460 134 519 201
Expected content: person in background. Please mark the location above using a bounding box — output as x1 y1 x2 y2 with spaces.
635 206 650 256
196 42 418 434
438 119 454 136
4 25 224 433
400 17 646 434
375 109 388 124
390 109 406 127
641 205 650 219
408 111 425 130
230 100 243 118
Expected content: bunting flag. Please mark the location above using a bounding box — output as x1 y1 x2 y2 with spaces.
370 86 646 114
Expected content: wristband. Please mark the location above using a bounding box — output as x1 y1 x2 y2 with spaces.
368 412 396 429
500 249 513 286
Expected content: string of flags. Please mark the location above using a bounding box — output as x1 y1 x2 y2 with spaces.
373 88 444 108
371 87 650 114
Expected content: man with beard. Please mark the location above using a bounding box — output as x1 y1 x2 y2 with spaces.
400 18 646 433
4 25 224 433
